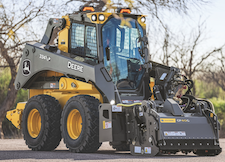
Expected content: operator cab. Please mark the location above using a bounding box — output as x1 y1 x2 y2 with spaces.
43 6 150 101
102 17 145 91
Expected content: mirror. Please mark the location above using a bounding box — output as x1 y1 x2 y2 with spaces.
105 46 110 61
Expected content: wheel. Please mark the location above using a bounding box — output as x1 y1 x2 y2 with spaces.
110 142 130 151
61 95 102 153
22 95 62 151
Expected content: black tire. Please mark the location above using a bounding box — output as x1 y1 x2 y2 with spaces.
22 95 62 151
110 142 130 151
61 95 102 153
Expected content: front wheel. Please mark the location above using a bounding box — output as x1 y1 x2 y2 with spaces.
61 95 102 153
22 95 62 151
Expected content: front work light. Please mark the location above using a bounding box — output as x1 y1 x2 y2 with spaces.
91 14 97 21
141 16 146 23
99 14 105 21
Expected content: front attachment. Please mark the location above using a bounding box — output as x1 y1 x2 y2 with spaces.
99 99 222 156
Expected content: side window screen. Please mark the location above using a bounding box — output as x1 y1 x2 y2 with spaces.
86 26 97 58
71 23 97 63
71 23 85 56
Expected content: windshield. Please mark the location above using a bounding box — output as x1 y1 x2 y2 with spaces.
102 17 145 90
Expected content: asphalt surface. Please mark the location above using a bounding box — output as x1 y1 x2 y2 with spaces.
0 139 224 162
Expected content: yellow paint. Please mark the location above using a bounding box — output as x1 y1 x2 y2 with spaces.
6 102 26 129
86 12 112 24
160 118 176 123
117 103 142 107
40 71 64 77
58 15 70 52
27 109 41 138
137 15 147 29
149 80 155 100
8 76 103 130
29 78 103 109
103 121 105 129
210 113 214 118
67 109 82 139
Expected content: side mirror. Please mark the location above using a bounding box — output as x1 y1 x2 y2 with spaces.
105 46 110 61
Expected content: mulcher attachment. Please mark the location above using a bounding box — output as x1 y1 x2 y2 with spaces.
99 98 222 156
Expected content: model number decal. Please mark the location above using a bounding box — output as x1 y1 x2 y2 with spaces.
39 54 51 61
177 119 190 122
67 61 83 73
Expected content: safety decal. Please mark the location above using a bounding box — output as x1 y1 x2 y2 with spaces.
103 121 112 129
144 147 151 154
112 105 122 112
22 59 31 76
160 118 176 123
50 83 56 88
134 100 142 103
164 131 186 136
122 100 133 104
134 146 141 154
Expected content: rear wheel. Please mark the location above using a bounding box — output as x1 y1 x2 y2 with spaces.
22 95 62 151
61 95 102 153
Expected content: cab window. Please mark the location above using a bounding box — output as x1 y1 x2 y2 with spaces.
70 23 98 64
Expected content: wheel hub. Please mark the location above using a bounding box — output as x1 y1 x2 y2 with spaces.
67 109 82 139
27 109 41 138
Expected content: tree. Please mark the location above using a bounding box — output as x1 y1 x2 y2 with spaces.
154 22 224 94
0 0 54 138
202 51 225 91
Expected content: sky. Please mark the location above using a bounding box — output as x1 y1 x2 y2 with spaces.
166 0 225 47
205 0 225 47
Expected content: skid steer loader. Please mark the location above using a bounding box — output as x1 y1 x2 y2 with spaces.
6 6 222 156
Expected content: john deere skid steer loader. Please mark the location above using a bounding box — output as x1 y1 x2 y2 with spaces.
6 6 222 156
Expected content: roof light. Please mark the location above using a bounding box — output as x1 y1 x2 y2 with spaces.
82 6 95 12
99 14 105 21
91 14 97 21
119 8 131 14
141 16 146 23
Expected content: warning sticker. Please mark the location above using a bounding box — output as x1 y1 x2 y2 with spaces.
112 105 122 112
160 118 176 123
144 147 151 154
134 100 142 103
134 146 141 153
50 83 56 88
164 131 186 136
122 100 133 104
103 121 112 129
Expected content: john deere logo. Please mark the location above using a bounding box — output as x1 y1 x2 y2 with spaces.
22 59 31 76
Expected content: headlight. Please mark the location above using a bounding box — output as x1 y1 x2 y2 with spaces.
99 14 105 21
110 100 115 105
141 16 146 23
91 14 97 21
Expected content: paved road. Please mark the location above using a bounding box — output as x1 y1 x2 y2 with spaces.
0 139 224 162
